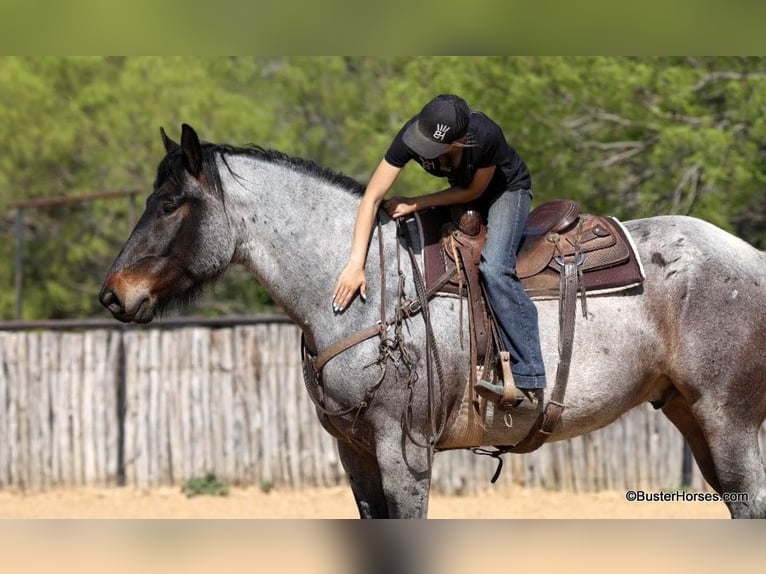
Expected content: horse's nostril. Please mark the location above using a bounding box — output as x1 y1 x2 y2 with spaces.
99 288 122 312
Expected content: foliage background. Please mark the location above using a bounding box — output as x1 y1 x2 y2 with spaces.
1 56 764 320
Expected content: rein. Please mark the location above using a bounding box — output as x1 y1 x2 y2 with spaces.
308 225 454 375
302 215 452 447
398 219 449 454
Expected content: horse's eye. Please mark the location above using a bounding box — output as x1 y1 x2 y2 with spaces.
162 200 179 214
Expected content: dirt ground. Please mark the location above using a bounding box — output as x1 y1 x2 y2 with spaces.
0 486 747 574
0 485 730 518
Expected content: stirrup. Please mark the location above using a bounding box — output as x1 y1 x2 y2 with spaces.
473 379 505 403
498 352 518 407
474 351 521 406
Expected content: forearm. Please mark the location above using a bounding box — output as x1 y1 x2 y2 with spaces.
347 159 401 268
348 194 381 267
411 186 483 210
411 165 496 211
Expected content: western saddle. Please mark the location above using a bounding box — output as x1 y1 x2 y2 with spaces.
418 199 644 454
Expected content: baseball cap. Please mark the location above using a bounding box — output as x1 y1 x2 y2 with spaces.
402 94 470 159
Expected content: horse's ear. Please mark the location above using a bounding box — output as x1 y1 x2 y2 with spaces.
180 123 203 177
160 127 180 154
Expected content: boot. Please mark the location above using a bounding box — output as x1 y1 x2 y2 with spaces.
473 352 514 402
473 352 543 410
473 380 542 411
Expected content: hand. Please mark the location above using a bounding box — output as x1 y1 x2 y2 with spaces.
383 197 417 219
333 262 367 313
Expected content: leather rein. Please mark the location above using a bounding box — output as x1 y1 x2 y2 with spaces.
301 216 454 447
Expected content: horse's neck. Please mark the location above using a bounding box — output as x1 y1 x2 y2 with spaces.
217 154 384 346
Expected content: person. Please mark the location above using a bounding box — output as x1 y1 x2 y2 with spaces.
332 94 546 401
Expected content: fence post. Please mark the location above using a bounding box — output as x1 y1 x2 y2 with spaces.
14 209 24 320
116 325 127 486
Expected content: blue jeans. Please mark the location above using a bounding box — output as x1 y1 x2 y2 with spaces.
479 188 547 389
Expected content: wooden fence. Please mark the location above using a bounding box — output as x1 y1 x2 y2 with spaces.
0 318 762 493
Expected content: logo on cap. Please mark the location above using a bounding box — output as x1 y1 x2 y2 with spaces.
433 123 450 141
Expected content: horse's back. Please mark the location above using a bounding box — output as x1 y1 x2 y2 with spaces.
625 215 764 269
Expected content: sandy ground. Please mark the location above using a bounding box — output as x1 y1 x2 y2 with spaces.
0 486 750 574
0 485 730 519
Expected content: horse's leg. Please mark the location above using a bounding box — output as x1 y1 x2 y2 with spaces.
337 440 389 518
661 392 722 493
692 399 766 518
374 428 433 518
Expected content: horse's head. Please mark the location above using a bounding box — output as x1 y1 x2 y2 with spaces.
99 124 235 323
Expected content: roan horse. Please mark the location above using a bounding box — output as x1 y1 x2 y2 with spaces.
100 124 766 518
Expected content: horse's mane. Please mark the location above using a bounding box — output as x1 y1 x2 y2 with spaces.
204 143 366 197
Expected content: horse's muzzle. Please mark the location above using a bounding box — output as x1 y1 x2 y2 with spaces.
99 275 156 323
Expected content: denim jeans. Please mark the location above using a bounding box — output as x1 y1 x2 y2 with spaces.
479 188 547 389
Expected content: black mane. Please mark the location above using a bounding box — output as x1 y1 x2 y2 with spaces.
154 139 366 204
206 143 366 196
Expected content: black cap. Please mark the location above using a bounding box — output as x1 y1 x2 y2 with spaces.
402 94 470 159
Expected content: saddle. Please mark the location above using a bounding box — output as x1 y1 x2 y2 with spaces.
422 199 644 360
418 199 644 453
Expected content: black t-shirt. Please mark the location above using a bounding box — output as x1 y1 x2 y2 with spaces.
384 111 531 212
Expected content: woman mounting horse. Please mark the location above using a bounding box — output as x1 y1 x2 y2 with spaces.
100 123 766 518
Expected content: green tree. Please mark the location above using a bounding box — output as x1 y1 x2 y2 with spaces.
2 57 764 321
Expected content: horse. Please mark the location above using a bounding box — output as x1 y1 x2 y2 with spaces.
99 124 766 518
